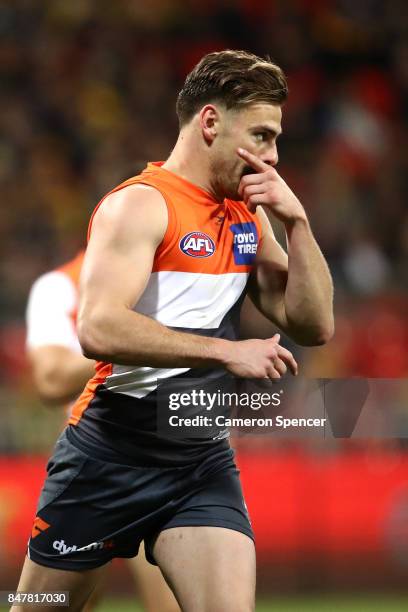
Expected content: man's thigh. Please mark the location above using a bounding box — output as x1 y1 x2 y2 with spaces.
28 429 186 570
11 556 106 612
127 543 180 612
153 526 256 612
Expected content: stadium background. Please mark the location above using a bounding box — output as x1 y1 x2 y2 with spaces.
1 0 407 610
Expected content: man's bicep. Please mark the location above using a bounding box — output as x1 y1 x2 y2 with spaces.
80 185 167 312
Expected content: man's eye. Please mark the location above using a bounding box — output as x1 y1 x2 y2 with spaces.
254 132 267 142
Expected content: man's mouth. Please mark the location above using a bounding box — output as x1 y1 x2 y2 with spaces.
241 166 253 178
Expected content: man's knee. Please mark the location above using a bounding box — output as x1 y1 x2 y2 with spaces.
12 556 104 612
202 582 255 612
204 600 254 612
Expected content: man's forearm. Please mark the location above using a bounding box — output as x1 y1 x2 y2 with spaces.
78 308 230 368
283 217 334 345
30 346 96 404
78 301 300 380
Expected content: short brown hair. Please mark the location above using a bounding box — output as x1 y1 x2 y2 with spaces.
176 49 288 127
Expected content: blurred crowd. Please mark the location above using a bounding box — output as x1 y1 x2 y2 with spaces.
1 0 408 412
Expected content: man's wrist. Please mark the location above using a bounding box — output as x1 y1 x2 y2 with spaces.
208 338 233 367
284 208 309 230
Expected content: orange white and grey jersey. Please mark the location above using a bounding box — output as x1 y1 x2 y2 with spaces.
26 252 84 354
68 163 262 465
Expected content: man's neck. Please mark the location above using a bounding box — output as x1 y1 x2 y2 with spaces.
162 132 220 201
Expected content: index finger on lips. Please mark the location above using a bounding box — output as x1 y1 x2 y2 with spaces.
237 148 270 173
238 172 265 198
276 345 298 375
240 173 266 188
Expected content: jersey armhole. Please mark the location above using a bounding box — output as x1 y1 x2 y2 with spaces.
87 181 176 251
146 185 178 261
255 213 263 245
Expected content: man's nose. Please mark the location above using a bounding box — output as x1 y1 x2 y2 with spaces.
262 147 278 167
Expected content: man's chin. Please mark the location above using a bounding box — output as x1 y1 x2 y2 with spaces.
224 184 242 201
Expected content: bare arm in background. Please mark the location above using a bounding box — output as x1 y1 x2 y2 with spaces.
26 271 95 405
28 346 95 405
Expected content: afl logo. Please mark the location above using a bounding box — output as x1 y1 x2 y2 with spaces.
179 231 216 258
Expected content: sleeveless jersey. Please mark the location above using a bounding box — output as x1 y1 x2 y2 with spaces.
67 162 262 465
57 251 83 292
26 250 85 354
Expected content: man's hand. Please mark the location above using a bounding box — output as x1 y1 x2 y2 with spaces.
222 334 298 380
237 147 307 225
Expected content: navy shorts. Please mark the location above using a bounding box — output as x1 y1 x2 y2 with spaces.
28 429 253 571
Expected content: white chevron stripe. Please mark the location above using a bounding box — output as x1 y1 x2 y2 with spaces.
105 365 191 398
133 270 248 329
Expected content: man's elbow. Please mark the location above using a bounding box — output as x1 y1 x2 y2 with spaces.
77 312 113 361
300 321 335 346
78 328 105 361
289 319 335 347
308 325 334 346
79 336 101 361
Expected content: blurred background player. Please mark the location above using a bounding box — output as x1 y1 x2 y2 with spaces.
26 251 94 406
25 249 179 612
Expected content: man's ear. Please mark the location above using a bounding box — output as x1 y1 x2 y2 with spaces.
198 104 220 144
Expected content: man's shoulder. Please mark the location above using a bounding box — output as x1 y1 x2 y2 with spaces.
104 181 166 206
89 181 168 248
